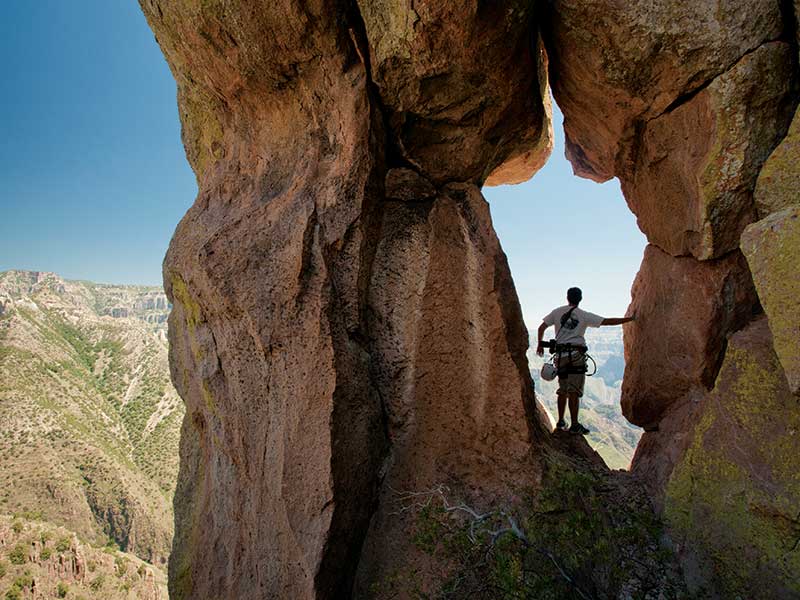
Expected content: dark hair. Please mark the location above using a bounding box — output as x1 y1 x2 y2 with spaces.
567 287 582 305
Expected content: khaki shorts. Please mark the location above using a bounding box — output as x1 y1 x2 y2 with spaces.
558 372 585 397
556 351 587 397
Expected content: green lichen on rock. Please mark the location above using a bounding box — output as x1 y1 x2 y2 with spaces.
741 206 800 394
176 84 225 182
754 105 800 218
664 318 800 598
169 274 202 332
139 0 229 182
168 417 205 600
169 273 206 367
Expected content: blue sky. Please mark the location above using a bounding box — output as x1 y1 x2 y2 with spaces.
0 2 645 327
485 114 646 324
0 1 195 286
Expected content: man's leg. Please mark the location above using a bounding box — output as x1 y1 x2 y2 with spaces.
567 391 579 424
557 391 567 422
567 372 589 434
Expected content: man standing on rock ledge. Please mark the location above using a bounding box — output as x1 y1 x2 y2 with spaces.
536 287 635 435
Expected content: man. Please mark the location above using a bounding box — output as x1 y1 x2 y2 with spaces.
536 287 634 435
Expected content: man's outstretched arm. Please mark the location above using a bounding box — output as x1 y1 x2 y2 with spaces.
600 314 635 326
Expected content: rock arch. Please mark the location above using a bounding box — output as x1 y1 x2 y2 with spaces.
140 0 800 597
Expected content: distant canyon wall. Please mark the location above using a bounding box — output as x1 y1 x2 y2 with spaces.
140 0 800 598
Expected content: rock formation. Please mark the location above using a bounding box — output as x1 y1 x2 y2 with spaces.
140 1 551 598
662 317 800 597
0 515 167 599
140 0 800 598
621 246 758 428
541 0 800 596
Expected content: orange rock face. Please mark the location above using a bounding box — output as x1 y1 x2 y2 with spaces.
621 245 758 429
541 0 783 182
357 0 553 185
356 184 547 595
620 43 797 259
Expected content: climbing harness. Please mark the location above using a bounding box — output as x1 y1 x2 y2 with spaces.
539 307 597 381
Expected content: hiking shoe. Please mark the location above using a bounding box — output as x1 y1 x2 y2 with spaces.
569 422 590 435
555 419 568 431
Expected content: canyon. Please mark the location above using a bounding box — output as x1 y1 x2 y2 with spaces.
138 0 800 598
0 270 179 598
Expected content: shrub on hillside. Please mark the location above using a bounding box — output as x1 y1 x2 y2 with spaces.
4 587 21 600
114 556 128 577
4 572 33 599
55 537 71 553
7 546 26 565
56 582 68 598
11 574 32 591
89 575 105 591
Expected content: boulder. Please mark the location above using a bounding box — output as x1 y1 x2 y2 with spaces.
357 0 552 184
541 0 783 181
741 206 800 395
754 106 800 218
620 42 797 259
662 317 800 598
629 391 703 512
621 245 758 428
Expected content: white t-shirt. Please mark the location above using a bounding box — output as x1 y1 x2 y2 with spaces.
542 305 605 346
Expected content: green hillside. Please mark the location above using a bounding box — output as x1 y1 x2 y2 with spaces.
0 270 183 585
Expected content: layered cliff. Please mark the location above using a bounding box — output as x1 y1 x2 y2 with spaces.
140 1 800 598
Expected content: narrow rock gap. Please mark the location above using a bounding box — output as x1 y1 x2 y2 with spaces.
483 95 646 472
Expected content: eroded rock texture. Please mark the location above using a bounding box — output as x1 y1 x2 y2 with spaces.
541 0 784 182
149 2 390 596
621 245 758 428
657 318 800 598
742 206 800 395
357 184 546 594
142 0 800 597
621 42 796 259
